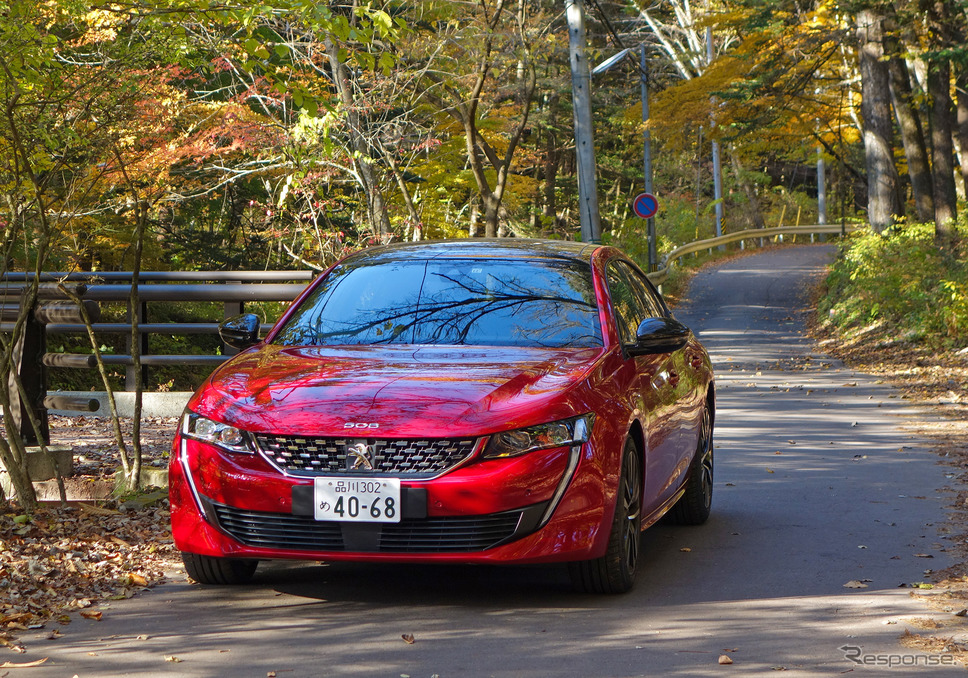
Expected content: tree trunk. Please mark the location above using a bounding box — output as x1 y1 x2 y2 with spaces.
729 152 766 229
919 0 964 246
956 68 968 202
856 10 900 233
381 144 422 241
0 435 35 510
542 94 561 231
324 39 391 237
481 189 500 238
927 59 958 241
884 14 934 222
125 196 146 492
469 198 480 237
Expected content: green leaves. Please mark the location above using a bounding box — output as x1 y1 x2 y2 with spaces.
821 221 968 344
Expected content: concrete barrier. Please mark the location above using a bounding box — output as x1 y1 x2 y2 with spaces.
45 391 193 418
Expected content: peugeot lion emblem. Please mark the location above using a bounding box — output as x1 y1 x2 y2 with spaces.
347 442 375 471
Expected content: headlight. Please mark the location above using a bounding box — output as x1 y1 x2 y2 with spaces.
483 415 594 459
181 411 253 454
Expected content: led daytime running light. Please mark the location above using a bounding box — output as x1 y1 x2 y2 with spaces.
183 412 253 454
484 415 593 459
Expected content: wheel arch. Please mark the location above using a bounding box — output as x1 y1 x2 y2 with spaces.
626 417 647 484
706 383 716 429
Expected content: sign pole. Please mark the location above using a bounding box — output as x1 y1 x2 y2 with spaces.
641 45 657 272
706 27 724 249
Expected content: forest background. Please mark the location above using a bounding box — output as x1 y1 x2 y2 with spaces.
0 0 967 502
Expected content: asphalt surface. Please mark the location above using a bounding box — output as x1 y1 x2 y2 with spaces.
20 245 965 676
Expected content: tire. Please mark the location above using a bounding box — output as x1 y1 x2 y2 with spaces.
182 551 258 585
569 437 642 594
666 403 713 526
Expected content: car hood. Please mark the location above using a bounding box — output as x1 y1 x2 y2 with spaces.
191 344 605 437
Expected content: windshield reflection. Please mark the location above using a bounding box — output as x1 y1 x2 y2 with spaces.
273 258 603 349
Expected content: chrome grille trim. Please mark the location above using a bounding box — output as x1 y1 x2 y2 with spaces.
254 435 480 478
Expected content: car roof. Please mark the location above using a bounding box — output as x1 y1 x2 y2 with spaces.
343 238 602 265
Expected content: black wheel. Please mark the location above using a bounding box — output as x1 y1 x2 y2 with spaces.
666 403 713 525
182 551 258 585
569 437 642 594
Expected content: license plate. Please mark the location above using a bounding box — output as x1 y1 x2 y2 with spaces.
313 477 401 523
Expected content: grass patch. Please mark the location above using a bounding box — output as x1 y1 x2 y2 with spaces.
818 221 968 349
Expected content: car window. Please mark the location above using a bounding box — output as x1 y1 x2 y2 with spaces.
272 257 603 348
605 265 641 344
606 261 665 344
621 262 667 318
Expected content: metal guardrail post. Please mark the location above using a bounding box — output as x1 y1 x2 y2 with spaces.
9 293 102 443
10 288 48 445
223 280 244 357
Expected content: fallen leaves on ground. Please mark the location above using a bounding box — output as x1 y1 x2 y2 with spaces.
810 303 968 666
0 503 176 628
0 414 178 639
0 657 48 668
900 628 968 664
47 415 176 477
0 495 178 656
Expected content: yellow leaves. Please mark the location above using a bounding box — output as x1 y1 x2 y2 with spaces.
125 573 149 587
650 4 852 155
0 658 48 668
74 9 124 45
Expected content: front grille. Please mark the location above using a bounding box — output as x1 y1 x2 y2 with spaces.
210 502 522 553
255 435 478 477
380 515 522 552
212 504 344 551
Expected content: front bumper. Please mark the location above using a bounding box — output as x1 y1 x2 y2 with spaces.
169 434 612 565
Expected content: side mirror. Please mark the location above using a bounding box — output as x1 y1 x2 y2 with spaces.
628 317 690 355
219 313 261 350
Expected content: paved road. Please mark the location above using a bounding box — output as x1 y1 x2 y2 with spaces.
21 246 964 676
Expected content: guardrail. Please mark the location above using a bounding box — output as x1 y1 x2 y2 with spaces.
1 271 314 445
645 223 861 286
4 226 861 446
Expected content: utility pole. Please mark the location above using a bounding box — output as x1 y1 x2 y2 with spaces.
706 27 724 244
565 0 601 243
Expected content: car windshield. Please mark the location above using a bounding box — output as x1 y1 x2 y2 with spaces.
272 256 603 348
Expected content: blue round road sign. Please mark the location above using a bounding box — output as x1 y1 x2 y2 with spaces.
633 192 659 219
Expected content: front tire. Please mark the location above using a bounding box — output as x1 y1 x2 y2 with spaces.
569 437 642 594
666 403 713 525
182 551 258 585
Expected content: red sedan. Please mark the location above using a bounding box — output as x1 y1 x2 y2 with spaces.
169 239 715 593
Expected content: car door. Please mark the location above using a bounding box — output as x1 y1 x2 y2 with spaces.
604 260 682 513
622 263 705 500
